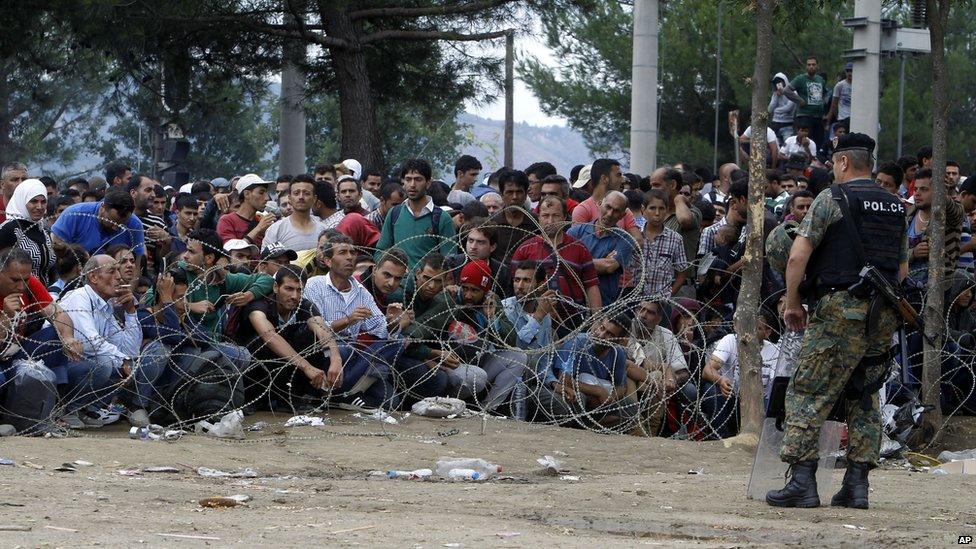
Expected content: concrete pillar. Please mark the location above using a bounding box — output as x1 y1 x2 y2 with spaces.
629 0 659 175
279 11 307 177
849 0 882 146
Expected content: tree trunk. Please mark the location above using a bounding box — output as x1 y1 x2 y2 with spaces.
920 0 950 443
733 0 776 440
319 6 384 171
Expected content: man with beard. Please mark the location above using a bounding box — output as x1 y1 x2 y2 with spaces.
567 190 635 305
493 260 574 423
128 174 170 276
513 196 601 335
51 188 146 262
264 175 327 252
336 175 369 216
235 264 345 407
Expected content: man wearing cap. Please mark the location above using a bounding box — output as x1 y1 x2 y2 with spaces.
768 133 908 510
571 159 642 244
216 174 276 248
256 244 298 277
224 239 259 273
263 175 326 252
197 177 232 231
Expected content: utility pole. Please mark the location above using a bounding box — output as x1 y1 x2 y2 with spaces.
848 0 882 146
279 4 307 177
629 0 659 175
504 30 514 169
897 53 906 157
713 1 723 175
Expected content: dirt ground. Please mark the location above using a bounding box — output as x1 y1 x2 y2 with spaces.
1 412 975 548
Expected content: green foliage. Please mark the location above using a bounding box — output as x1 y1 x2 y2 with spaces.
523 0 856 167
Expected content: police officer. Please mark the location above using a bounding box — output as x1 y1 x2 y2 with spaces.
766 133 908 509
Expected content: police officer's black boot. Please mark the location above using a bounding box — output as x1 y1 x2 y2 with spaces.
765 460 820 508
830 461 870 509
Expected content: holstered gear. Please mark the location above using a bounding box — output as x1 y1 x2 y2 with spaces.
844 349 893 412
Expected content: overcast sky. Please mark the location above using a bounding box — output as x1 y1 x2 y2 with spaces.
464 31 568 128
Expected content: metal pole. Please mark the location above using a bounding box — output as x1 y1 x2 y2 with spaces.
713 1 722 175
849 0 882 148
504 31 514 169
279 5 307 176
628 0 659 175
897 53 906 158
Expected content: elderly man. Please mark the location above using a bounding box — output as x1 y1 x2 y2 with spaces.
0 162 28 223
57 254 148 428
567 190 636 305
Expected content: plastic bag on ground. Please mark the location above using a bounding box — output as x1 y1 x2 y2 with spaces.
411 397 467 418
195 410 245 439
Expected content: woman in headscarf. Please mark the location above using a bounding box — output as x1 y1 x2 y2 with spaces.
0 178 56 284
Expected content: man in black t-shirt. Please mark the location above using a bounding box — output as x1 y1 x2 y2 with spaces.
236 264 342 405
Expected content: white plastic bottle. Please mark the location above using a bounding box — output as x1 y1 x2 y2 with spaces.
435 458 502 479
387 468 433 480
447 468 482 481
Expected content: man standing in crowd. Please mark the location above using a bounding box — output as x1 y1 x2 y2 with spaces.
365 182 405 231
0 162 28 223
641 189 689 298
449 155 482 206
336 175 369 216
906 168 964 285
217 174 276 248
785 55 828 148
376 159 457 270
488 169 539 264
444 220 511 297
51 188 146 262
525 162 557 211
768 133 907 510
263 175 325 252
572 159 642 243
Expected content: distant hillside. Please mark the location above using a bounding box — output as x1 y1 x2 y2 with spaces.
456 114 589 176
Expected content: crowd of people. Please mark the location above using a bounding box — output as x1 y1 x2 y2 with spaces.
0 60 973 438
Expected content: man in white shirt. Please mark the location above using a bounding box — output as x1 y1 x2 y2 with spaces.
739 126 780 168
626 299 693 435
779 121 818 162
700 313 780 439
59 254 144 428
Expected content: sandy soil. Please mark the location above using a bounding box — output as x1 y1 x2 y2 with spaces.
1 412 974 547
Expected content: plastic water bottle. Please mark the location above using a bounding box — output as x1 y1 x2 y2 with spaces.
447 468 482 481
387 468 432 480
512 381 527 421
937 449 976 462
435 458 501 479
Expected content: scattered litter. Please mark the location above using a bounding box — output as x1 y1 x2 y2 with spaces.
0 425 15 437
905 452 941 468
0 502 24 507
330 525 376 535
143 466 180 473
0 525 31 532
156 533 221 541
0 458 14 466
386 469 433 480
352 410 398 425
437 428 460 438
55 463 77 472
22 461 44 470
246 421 269 432
938 449 976 462
73 460 93 467
117 469 141 476
687 468 705 475
43 525 78 532
444 544 462 548
842 524 866 530
496 532 521 539
537 455 565 476
195 411 245 439
196 467 259 478
418 439 445 445
411 397 468 418
435 458 501 480
553 451 569 457
199 494 251 508
284 415 326 427
931 459 976 475
559 475 581 481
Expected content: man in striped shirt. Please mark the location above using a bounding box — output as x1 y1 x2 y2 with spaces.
640 189 689 298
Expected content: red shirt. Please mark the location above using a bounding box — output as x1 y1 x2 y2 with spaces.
0 275 53 336
0 195 6 224
510 233 597 304
217 212 262 247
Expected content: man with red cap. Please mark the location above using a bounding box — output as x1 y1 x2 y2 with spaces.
402 258 527 414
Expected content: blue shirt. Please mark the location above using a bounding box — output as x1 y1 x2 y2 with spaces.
555 333 628 387
52 201 146 257
567 222 635 305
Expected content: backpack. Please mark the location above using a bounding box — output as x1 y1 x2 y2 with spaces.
387 203 443 236
153 349 246 425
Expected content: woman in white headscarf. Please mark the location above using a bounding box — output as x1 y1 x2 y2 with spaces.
0 178 57 284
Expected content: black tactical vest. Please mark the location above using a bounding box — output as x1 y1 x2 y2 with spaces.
807 180 906 289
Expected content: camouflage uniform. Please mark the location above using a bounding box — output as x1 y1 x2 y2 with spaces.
765 220 799 275
779 188 907 466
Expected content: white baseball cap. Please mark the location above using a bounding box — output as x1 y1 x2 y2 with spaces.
235 173 270 194
223 239 258 254
342 159 362 180
178 183 194 194
572 164 592 188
